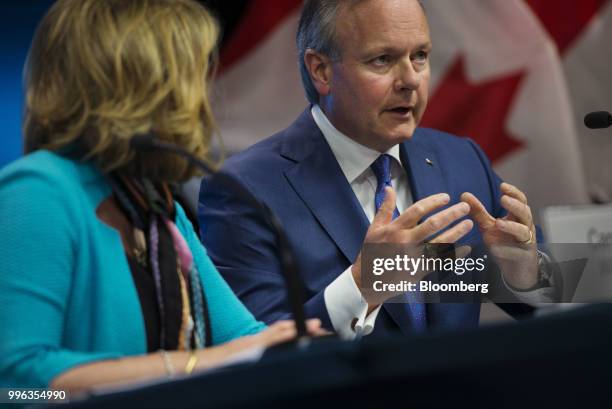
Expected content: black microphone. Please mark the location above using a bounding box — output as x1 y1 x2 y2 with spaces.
584 111 612 129
130 134 310 342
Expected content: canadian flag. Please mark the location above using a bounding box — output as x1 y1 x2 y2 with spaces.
209 0 612 211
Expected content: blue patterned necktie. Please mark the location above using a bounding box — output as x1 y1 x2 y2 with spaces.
370 154 427 332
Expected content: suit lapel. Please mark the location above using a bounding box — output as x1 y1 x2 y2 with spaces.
401 131 449 203
282 110 369 265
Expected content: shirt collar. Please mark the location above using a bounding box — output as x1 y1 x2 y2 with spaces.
311 104 402 183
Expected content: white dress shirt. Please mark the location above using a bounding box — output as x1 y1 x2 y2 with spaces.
312 105 414 339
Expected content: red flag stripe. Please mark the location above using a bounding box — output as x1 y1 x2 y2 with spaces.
525 0 609 55
219 0 302 73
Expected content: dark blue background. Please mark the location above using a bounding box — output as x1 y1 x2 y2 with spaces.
1 2 62 168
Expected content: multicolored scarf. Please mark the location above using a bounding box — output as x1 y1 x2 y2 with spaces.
109 174 211 351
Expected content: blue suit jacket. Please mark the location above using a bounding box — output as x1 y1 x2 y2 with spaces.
198 108 515 336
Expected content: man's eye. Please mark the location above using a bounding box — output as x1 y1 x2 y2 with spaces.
413 51 429 63
372 55 391 66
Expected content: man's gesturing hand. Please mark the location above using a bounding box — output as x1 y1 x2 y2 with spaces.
352 187 473 291
461 183 539 290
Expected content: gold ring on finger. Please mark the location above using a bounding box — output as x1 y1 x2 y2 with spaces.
519 229 533 245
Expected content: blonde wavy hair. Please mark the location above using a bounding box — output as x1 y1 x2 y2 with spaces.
24 0 220 182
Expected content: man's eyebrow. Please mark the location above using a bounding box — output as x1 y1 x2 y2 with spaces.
415 41 432 50
363 41 432 56
364 46 402 55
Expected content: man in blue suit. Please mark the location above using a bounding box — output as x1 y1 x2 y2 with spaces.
199 0 552 338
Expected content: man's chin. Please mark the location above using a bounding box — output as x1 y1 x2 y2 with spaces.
387 125 417 141
371 133 414 152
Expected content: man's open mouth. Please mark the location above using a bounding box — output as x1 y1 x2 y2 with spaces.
387 107 413 115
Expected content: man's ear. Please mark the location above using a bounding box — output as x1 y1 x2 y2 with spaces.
304 49 333 97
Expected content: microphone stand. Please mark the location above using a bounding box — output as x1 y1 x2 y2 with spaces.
130 134 314 345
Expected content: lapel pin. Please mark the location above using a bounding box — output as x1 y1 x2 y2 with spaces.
425 158 434 166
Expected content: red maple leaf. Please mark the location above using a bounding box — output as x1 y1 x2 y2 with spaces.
421 57 525 163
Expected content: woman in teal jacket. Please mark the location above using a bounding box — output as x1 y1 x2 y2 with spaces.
0 0 320 393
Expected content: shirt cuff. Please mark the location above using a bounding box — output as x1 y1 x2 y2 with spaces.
323 266 382 339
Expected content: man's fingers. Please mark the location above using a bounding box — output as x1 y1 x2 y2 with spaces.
455 245 473 259
495 219 532 243
371 187 397 227
501 182 528 204
500 195 533 227
394 193 450 228
429 219 474 244
461 192 496 229
410 202 471 241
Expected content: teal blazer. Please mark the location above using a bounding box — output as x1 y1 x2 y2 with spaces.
0 151 265 387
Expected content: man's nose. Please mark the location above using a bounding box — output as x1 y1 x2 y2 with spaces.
394 59 421 91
